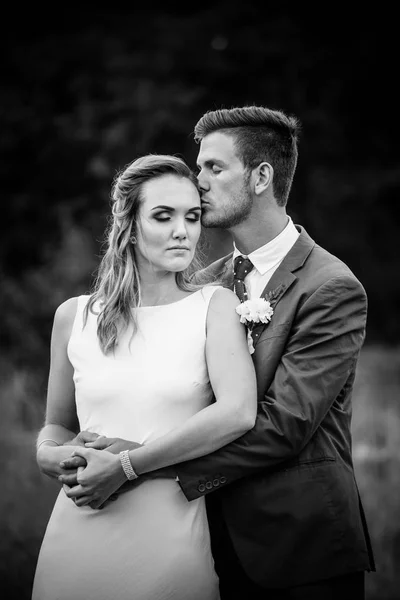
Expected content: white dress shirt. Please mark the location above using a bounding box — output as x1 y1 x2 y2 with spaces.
232 216 300 299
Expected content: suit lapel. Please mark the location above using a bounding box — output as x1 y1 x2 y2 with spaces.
198 227 315 352
251 226 315 350
250 270 297 348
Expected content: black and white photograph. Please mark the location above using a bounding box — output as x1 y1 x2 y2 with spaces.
1 5 398 600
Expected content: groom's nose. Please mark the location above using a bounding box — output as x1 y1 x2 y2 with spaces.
197 169 209 192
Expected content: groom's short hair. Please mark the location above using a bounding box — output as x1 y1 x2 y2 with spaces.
194 105 301 207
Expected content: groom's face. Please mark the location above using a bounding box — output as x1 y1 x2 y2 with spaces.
196 132 252 229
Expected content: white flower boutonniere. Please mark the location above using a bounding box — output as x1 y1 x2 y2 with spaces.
236 298 274 354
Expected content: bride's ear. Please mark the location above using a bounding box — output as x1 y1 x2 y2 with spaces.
254 162 273 196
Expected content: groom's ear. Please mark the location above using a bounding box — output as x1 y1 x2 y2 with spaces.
254 162 273 196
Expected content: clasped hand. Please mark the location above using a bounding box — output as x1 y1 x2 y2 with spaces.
59 431 142 510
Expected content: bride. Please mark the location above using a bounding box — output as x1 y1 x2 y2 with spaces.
32 153 257 600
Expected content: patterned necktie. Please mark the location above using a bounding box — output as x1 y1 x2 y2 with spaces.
233 255 254 303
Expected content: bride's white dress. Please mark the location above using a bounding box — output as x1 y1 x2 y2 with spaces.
32 287 221 600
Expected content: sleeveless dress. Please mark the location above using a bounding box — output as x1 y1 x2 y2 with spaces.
32 287 222 600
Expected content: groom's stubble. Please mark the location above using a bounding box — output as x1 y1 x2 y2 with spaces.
201 173 253 230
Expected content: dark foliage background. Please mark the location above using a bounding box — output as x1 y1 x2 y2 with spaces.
1 5 399 599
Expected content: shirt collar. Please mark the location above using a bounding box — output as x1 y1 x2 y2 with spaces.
232 216 299 275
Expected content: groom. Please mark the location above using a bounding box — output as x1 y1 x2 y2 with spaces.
175 105 375 599
62 105 375 598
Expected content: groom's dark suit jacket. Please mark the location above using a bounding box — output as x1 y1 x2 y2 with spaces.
176 226 375 588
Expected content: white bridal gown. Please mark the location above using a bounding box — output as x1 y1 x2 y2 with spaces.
32 288 222 600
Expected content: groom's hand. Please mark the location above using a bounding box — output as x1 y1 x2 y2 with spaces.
61 437 144 510
59 431 100 474
62 431 100 468
58 436 143 488
85 436 143 455
56 431 97 476
63 430 100 449
58 431 100 488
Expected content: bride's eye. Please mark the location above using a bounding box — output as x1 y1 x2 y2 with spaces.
154 212 171 221
186 213 201 222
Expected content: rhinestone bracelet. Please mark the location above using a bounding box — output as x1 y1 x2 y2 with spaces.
119 450 139 481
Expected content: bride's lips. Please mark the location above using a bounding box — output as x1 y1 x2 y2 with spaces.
167 246 190 251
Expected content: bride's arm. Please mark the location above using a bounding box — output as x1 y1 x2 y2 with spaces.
65 286 257 506
62 287 257 507
36 298 85 479
127 287 257 473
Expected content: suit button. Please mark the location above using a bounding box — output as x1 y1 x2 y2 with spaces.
205 481 213 490
212 479 220 487
220 476 227 484
198 483 206 493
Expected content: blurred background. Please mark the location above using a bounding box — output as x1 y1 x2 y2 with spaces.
1 4 399 599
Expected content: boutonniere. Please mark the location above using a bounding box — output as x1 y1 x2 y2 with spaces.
235 285 284 354
236 298 274 354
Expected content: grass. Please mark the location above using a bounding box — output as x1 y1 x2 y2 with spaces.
1 344 399 599
351 346 400 599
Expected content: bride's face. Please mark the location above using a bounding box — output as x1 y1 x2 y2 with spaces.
135 174 202 275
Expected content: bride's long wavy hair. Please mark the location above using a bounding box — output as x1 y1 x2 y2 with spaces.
85 154 207 354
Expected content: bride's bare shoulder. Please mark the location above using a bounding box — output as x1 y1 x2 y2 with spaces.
206 287 241 329
53 297 80 335
209 286 239 310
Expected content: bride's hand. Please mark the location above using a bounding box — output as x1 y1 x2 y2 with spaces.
37 444 86 479
63 447 127 510
59 436 142 487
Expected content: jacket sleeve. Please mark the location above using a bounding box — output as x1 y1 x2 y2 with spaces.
176 275 368 500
